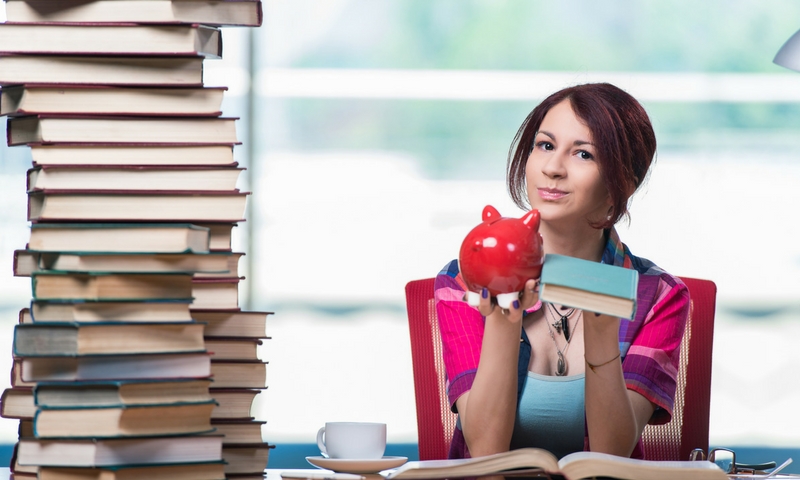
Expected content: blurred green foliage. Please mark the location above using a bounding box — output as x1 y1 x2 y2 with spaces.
258 0 800 178
288 0 799 73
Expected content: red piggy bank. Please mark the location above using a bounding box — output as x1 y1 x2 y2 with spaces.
459 205 544 308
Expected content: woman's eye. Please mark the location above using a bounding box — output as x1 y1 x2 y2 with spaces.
536 141 554 150
577 150 594 160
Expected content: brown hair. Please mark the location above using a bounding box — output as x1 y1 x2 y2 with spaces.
506 83 656 229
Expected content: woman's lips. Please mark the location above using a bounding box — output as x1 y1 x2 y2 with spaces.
538 188 568 200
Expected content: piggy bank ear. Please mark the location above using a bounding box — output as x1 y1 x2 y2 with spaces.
521 209 540 230
482 205 501 222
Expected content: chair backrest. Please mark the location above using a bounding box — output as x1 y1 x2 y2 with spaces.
404 276 716 461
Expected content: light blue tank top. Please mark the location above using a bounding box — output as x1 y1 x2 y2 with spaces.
509 371 585 459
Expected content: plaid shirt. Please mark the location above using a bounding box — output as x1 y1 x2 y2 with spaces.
434 228 689 459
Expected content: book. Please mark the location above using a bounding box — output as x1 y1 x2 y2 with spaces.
0 387 35 419
194 252 243 278
386 448 727 480
192 277 242 309
9 115 239 145
34 379 212 408
538 253 639 319
6 0 263 27
32 401 215 438
0 24 221 57
0 55 204 86
37 463 226 480
19 419 35 439
28 190 249 222
210 419 264 444
19 352 211 382
209 389 261 419
14 322 205 356
205 337 263 361
17 251 237 275
196 223 237 251
210 360 267 389
31 273 194 301
16 434 223 467
30 144 235 167
191 309 271 338
27 166 243 192
19 308 32 324
13 249 37 276
222 443 273 475
11 360 36 388
1 85 226 117
28 223 210 254
31 300 193 323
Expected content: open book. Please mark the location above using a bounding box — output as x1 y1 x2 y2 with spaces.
385 448 727 480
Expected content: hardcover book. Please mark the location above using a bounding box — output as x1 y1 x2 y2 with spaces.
539 253 639 319
0 388 35 419
209 360 267 389
19 352 211 382
31 272 194 301
27 165 243 192
32 401 215 438
6 0 263 27
1 85 226 117
28 223 211 254
0 55 204 86
16 434 223 467
30 144 235 167
31 300 194 323
37 463 226 480
17 250 237 276
221 443 274 476
0 24 221 57
14 322 206 356
8 115 239 145
191 309 271 338
34 379 212 408
28 190 249 222
209 389 262 419
205 337 264 361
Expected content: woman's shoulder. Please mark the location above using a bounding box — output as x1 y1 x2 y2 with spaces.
435 259 464 291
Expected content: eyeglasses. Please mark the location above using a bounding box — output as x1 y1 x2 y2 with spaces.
690 447 777 474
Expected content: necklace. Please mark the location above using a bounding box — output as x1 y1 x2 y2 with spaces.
545 307 582 376
547 302 576 342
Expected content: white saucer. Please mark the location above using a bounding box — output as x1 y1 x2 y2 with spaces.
306 456 408 474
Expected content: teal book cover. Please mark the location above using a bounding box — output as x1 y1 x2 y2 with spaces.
539 253 639 319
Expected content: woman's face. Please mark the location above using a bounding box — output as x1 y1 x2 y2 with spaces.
525 99 611 227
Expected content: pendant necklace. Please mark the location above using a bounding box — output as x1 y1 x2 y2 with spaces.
545 305 582 376
547 302 576 342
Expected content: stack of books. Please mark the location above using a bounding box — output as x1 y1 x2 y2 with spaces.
0 1 272 479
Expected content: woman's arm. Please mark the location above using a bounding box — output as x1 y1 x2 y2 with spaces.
455 281 539 457
583 314 654 457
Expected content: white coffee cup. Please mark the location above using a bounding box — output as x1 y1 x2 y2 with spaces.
316 422 387 459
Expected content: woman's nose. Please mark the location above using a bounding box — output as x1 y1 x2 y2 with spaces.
541 150 567 178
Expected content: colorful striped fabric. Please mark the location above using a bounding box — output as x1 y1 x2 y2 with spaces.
434 227 690 459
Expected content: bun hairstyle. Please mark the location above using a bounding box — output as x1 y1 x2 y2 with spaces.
507 83 657 229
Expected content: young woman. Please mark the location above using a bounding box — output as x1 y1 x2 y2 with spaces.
435 83 689 460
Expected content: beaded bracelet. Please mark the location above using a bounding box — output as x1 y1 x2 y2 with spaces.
585 352 621 372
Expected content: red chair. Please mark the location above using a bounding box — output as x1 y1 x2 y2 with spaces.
404 276 716 461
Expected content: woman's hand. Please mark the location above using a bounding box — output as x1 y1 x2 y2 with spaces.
474 278 540 323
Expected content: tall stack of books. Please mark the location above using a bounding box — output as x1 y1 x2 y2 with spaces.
0 1 272 479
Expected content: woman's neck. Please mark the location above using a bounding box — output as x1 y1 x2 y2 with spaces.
540 221 607 262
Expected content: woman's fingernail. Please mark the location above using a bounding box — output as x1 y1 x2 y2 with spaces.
481 288 489 299
513 300 520 309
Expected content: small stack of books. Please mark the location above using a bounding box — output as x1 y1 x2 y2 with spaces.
0 1 271 479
